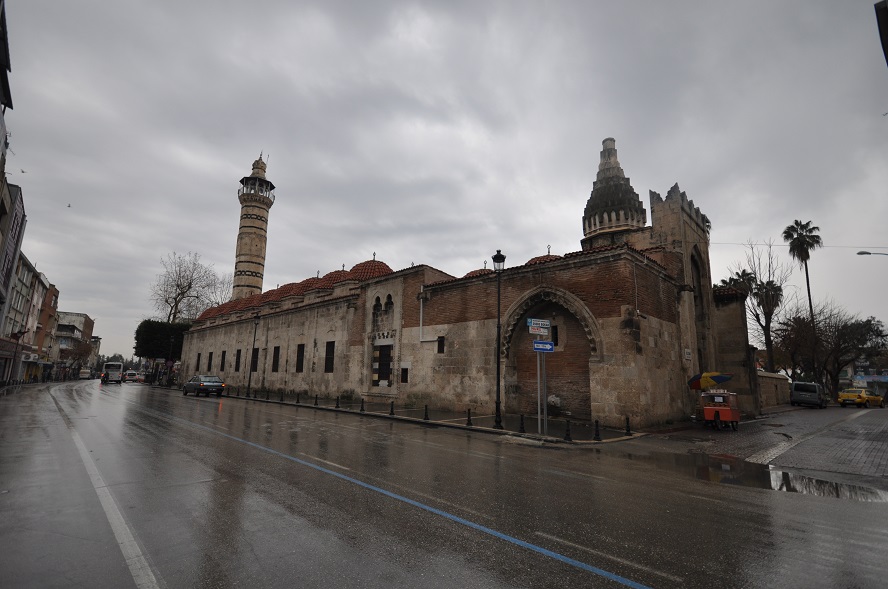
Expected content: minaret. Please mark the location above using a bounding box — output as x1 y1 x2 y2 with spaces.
231 155 275 300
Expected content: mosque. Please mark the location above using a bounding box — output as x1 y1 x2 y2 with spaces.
181 138 757 428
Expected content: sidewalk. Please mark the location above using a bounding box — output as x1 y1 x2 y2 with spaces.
157 383 635 443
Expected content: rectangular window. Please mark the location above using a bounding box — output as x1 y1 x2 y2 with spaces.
551 325 559 347
324 341 335 373
196 353 201 372
437 336 445 354
272 346 280 372
220 350 226 372
250 348 259 373
295 344 305 373
401 368 409 383
234 349 241 372
206 352 213 372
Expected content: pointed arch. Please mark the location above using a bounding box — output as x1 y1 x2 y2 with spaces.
501 286 603 362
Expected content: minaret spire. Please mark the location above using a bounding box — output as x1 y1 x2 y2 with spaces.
231 155 276 300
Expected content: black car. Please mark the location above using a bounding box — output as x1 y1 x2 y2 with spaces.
182 375 226 397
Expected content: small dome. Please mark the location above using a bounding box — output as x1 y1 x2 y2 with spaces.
312 269 351 289
463 268 494 278
526 254 561 266
349 259 394 281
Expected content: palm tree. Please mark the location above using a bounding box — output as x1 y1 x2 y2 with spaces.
782 220 822 323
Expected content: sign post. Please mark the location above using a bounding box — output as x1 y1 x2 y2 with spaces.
529 319 554 435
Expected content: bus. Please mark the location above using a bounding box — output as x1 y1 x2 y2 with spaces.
102 362 124 384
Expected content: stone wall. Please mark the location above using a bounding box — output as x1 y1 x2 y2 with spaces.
758 372 790 408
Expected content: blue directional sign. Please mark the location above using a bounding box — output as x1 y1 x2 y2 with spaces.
533 340 554 353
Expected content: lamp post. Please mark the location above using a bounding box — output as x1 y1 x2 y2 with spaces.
857 251 888 256
9 329 28 383
492 249 506 429
167 335 175 387
246 314 260 398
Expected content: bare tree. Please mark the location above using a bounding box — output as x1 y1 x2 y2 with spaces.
150 252 220 322
724 241 792 372
775 300 887 395
206 272 234 308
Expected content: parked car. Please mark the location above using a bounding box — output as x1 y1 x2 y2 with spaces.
136 372 145 383
789 381 829 409
123 370 139 382
838 388 885 408
182 375 226 397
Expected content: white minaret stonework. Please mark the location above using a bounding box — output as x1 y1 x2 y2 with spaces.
231 155 275 300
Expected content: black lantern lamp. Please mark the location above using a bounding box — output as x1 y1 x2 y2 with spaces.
492 249 506 429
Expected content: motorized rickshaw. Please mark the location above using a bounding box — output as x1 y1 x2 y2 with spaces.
699 389 740 431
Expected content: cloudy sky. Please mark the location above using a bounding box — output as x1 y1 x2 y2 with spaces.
6 1 888 357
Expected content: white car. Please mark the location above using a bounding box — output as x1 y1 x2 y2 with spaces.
123 370 139 382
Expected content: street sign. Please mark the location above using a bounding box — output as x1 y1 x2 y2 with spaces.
529 326 548 335
527 318 551 328
533 340 554 353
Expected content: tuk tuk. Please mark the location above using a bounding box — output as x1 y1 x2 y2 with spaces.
699 389 740 431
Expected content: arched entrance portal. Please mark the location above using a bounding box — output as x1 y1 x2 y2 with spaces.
502 288 602 422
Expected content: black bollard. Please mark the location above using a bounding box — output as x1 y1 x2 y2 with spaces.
564 420 572 442
625 415 632 436
389 401 395 416
466 408 473 426
423 405 430 421
296 392 300 404
266 389 270 401
314 394 319 406
594 419 602 442
335 396 340 409
236 386 240 398
519 414 526 433
279 389 284 403
360 398 365 413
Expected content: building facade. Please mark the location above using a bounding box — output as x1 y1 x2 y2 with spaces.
183 140 753 428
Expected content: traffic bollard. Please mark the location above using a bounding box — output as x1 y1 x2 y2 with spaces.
594 419 602 442
564 420 572 442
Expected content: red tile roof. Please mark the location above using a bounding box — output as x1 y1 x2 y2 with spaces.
196 259 395 321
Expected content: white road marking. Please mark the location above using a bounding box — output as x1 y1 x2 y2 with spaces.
51 395 162 589
536 531 684 583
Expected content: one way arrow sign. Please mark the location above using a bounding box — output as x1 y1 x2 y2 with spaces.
532 340 554 353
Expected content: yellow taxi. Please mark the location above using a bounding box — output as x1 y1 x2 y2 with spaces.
838 388 885 408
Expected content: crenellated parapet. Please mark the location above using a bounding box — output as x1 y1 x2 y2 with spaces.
649 182 710 235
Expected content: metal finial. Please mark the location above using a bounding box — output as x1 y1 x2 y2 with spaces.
342 264 345 271
547 244 551 255
373 251 376 260
316 270 320 278
483 260 487 269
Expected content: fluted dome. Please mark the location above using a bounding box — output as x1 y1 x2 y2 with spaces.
582 138 647 238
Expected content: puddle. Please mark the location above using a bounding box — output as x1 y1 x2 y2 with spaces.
617 450 888 502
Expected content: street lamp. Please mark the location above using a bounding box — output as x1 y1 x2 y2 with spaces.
10 329 27 383
246 314 260 398
492 249 506 429
857 251 888 256
167 335 175 387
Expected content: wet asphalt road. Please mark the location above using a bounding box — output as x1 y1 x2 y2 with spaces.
2 381 887 588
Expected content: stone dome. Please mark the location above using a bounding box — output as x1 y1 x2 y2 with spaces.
582 138 647 238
